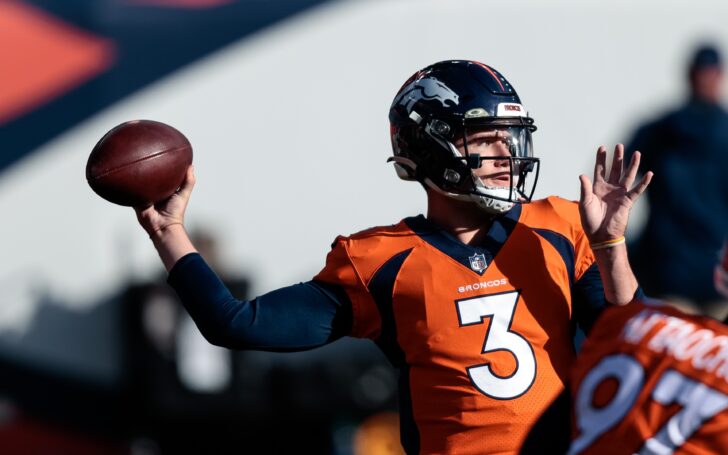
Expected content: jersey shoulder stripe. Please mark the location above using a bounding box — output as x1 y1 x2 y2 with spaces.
367 248 413 365
534 228 576 286
314 219 420 338
524 196 594 280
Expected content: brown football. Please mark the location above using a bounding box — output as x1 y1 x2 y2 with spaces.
86 120 193 207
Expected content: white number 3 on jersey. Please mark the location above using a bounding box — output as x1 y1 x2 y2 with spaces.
456 290 537 399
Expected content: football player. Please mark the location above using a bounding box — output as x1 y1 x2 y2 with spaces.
566 298 728 454
534 240 728 454
134 60 652 454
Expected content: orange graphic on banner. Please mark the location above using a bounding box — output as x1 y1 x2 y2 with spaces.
0 1 115 125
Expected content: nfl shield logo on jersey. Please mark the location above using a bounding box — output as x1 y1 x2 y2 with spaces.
468 253 487 273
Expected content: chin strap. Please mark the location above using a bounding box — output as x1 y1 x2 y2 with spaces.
471 187 515 213
423 179 516 214
470 174 517 214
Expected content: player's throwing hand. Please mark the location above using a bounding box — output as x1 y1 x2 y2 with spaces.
135 165 196 239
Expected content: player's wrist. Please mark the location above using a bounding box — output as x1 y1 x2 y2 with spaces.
589 236 626 250
148 223 197 273
148 221 186 241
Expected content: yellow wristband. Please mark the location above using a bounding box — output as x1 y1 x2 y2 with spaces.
590 236 625 250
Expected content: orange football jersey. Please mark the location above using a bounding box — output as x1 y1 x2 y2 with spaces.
569 300 728 455
315 197 597 454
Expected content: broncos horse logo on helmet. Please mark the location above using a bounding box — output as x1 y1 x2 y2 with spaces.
392 76 460 113
388 60 539 214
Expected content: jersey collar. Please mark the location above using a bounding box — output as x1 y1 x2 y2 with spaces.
404 204 522 275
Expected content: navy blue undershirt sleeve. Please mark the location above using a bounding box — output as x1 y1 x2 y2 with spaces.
167 253 352 352
572 263 645 334
572 263 608 334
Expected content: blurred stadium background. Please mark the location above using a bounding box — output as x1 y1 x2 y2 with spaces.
1 0 728 453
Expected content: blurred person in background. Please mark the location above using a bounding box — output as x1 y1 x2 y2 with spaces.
626 43 728 319
131 60 651 454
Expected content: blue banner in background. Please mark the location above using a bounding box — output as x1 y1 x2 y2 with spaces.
0 0 329 173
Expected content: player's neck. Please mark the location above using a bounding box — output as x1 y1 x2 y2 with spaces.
426 191 495 246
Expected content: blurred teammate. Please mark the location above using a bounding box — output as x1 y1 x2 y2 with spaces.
562 233 728 454
133 60 651 454
567 298 728 454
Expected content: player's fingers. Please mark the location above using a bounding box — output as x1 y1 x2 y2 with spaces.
133 205 145 218
177 165 196 198
594 146 607 183
133 203 157 229
622 150 641 188
579 174 593 203
627 171 653 201
608 144 624 185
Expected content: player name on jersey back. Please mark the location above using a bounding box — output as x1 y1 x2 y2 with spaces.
622 308 728 380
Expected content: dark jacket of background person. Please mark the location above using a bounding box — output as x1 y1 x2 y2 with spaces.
627 45 728 307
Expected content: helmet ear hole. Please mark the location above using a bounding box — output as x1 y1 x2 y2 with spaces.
394 163 415 180
387 156 418 181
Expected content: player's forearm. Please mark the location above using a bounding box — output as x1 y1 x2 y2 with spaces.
593 244 638 305
150 223 198 272
167 253 350 351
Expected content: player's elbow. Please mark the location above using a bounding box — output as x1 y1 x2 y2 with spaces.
206 301 284 349
196 322 279 350
191 321 233 348
189 297 260 348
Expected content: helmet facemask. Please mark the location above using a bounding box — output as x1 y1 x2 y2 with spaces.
413 117 540 214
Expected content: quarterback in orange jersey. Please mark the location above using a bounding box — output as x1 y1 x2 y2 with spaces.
314 198 599 453
567 300 728 455
132 60 652 454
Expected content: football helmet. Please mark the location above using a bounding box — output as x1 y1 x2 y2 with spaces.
388 60 539 213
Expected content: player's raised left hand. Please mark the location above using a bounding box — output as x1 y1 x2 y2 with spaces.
578 144 653 244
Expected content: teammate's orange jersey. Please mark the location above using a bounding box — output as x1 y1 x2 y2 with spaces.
569 300 728 455
315 197 598 455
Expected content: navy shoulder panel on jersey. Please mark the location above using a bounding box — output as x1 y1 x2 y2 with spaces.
534 228 575 287
367 248 413 366
365 248 420 454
